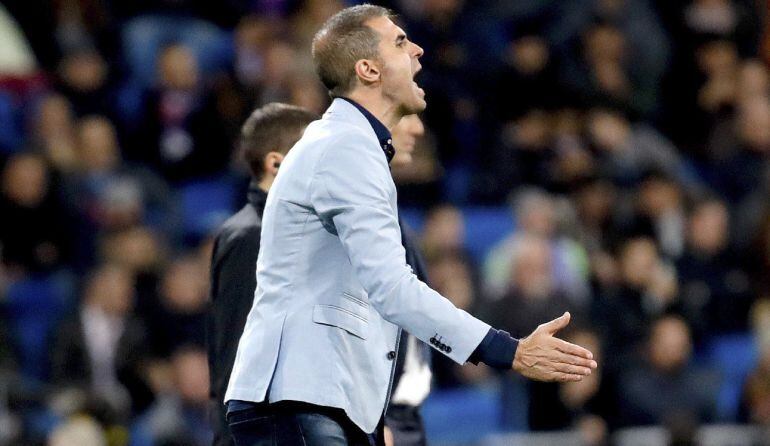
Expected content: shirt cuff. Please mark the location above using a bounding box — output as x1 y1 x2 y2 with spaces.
467 328 518 369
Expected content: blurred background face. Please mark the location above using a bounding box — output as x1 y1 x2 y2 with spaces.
2 154 49 208
737 97 770 151
620 238 658 288
510 236 553 300
37 94 75 139
59 51 107 93
688 201 729 254
100 227 164 274
391 114 425 166
516 192 556 237
84 265 135 316
508 36 549 75
158 45 199 90
160 257 208 313
422 205 464 252
587 109 629 152
76 116 120 173
649 317 692 373
560 330 602 408
171 348 210 405
429 256 473 310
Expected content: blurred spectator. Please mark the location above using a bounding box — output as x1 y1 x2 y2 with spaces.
50 263 153 416
31 94 79 174
527 328 615 440
486 109 558 197
485 234 580 340
483 188 589 304
710 96 770 205
572 176 620 255
130 346 212 446
676 198 753 337
494 28 559 119
616 172 688 259
392 114 443 206
55 49 115 119
742 299 770 424
617 315 719 426
130 44 230 182
428 252 489 388
586 107 695 191
147 255 208 358
593 237 678 369
67 115 178 250
420 204 467 260
98 226 168 319
0 152 72 274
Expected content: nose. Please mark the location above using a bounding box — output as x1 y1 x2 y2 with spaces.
412 42 424 59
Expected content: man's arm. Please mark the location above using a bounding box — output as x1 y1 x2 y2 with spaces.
310 134 595 380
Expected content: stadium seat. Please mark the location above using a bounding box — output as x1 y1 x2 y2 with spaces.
462 207 515 263
704 334 758 420
612 426 670 446
480 430 582 446
422 386 502 445
0 91 22 154
3 274 73 381
177 175 238 240
696 424 765 446
398 206 515 263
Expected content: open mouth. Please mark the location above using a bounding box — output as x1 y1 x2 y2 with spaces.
412 65 425 94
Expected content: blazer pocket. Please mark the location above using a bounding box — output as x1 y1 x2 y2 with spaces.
313 304 368 340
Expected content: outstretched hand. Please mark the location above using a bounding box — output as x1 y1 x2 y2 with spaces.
512 312 597 382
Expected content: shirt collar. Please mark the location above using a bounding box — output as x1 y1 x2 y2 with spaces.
247 181 268 216
340 97 395 163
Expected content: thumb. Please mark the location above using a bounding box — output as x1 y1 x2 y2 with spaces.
539 311 571 335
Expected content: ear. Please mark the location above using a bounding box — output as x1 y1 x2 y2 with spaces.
354 58 382 85
262 151 285 178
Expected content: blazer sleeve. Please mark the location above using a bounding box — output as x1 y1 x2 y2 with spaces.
309 132 490 364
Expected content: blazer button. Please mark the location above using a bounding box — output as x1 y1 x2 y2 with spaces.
387 351 396 360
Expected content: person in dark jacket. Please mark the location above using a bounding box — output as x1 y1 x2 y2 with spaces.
385 114 432 446
206 103 317 446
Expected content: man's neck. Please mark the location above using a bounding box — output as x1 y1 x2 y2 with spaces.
257 177 272 192
345 90 401 130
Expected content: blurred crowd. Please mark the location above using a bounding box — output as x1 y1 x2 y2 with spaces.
1 0 770 444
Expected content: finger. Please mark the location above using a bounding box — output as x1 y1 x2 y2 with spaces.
552 372 584 382
537 312 571 335
554 338 595 361
552 350 597 369
553 362 592 376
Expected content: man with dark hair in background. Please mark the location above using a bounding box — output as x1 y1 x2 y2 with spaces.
206 103 318 446
384 114 431 446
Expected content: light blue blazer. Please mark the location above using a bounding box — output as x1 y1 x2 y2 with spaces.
224 98 490 433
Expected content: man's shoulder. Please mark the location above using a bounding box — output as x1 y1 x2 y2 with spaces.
214 204 262 250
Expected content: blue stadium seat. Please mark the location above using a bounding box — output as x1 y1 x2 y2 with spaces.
397 206 515 263
462 207 515 263
4 274 73 381
0 91 22 154
704 334 758 421
178 175 238 239
422 386 502 445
